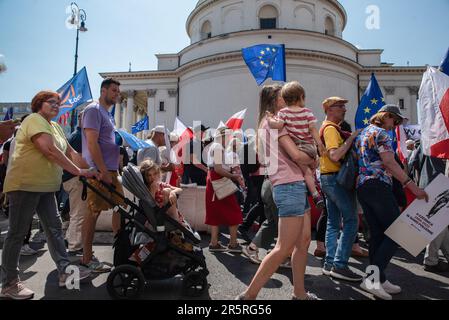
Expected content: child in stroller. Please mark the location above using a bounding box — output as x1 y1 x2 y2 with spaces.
139 159 187 229
81 162 208 300
139 159 202 252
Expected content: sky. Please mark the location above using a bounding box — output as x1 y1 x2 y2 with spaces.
0 0 448 103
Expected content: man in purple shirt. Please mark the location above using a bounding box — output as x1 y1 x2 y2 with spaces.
81 78 125 272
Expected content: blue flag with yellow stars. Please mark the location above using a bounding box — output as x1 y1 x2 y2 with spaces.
355 73 385 130
242 44 286 86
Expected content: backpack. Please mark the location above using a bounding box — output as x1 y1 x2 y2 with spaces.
320 123 358 190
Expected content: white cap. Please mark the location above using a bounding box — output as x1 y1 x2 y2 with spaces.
151 125 165 134
169 132 179 142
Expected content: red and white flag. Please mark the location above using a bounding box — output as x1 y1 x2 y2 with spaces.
395 125 409 164
172 117 193 161
225 109 247 130
419 66 449 159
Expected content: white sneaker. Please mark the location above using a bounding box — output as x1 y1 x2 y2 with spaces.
242 246 261 264
0 280 34 300
59 266 92 288
360 279 392 300
382 280 402 295
20 244 37 256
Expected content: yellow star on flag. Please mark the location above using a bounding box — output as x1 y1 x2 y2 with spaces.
260 61 265 65
363 118 370 125
260 51 265 55
371 98 378 105
381 97 385 102
364 107 371 114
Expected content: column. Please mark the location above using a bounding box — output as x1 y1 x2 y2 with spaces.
147 89 157 131
125 90 135 132
408 86 419 124
168 89 178 130
114 100 122 128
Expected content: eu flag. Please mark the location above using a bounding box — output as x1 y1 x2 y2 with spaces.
355 73 386 130
242 44 286 86
131 115 149 134
55 67 93 121
3 107 13 121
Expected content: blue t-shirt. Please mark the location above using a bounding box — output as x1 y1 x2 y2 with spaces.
355 125 394 188
81 103 120 171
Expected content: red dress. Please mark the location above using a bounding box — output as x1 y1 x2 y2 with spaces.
205 170 243 226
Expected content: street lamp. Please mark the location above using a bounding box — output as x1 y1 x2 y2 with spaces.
70 2 88 77
69 2 87 131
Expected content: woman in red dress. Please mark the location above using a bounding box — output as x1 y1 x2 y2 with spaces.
205 128 244 253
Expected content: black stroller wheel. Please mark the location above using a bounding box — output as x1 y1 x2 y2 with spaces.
107 265 145 300
182 271 208 297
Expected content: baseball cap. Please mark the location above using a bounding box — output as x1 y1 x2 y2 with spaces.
151 125 166 134
322 97 349 112
169 132 179 142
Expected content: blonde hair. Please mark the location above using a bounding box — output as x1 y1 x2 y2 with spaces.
139 159 160 185
370 112 395 127
281 81 306 106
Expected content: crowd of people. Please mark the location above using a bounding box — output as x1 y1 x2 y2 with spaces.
0 77 448 301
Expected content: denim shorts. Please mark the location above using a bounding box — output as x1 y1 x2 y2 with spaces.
272 181 310 218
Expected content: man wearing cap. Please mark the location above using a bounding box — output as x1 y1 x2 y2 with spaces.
159 132 180 185
319 97 362 282
182 124 209 186
136 125 166 166
355 104 428 299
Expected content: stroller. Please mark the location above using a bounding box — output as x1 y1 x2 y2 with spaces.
80 164 209 300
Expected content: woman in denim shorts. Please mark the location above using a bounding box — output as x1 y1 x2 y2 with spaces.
237 83 319 301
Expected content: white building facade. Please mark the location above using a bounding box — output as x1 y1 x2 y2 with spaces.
101 0 425 133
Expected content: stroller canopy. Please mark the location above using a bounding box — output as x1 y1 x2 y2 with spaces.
122 164 156 208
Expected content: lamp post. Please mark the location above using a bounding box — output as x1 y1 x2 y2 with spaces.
70 2 88 77
69 2 87 131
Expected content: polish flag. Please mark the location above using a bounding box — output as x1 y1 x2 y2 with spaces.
419 66 449 159
225 109 247 130
395 125 409 164
172 117 193 161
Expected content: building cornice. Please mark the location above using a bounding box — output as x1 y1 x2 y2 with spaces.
360 67 427 74
101 48 363 81
101 54 427 82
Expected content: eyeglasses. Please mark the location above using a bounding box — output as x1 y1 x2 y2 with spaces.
45 99 61 107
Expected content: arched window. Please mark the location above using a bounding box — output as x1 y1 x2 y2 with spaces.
259 5 278 29
324 16 335 36
200 21 212 40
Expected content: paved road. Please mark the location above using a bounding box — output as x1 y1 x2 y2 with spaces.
1 229 448 300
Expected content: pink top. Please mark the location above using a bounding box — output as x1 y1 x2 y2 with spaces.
260 120 305 187
278 107 317 144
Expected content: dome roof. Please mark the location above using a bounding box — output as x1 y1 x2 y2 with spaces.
196 0 208 7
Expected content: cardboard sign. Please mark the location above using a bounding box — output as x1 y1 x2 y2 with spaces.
385 174 449 257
